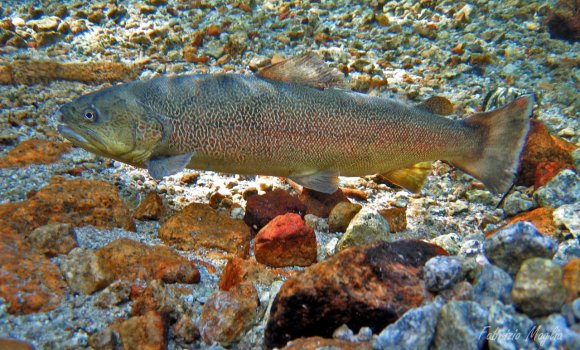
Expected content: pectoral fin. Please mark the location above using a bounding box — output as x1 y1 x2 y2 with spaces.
147 153 194 179
289 170 340 194
379 162 432 193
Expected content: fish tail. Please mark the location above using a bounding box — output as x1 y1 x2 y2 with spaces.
454 95 534 193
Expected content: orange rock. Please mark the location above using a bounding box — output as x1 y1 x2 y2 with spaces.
206 24 223 37
533 161 575 189
379 207 407 233
254 213 317 267
282 337 372 350
299 188 350 218
116 311 167 350
0 177 135 235
159 203 251 259
0 139 71 168
562 258 580 302
218 257 286 291
96 238 200 284
516 120 577 187
0 59 145 85
0 220 67 315
133 192 165 220
487 208 557 238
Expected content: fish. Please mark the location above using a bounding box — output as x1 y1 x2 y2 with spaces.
56 52 533 194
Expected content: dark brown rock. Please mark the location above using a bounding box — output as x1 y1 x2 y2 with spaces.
265 240 448 348
0 177 135 236
199 283 259 345
254 213 317 267
133 192 165 220
244 189 307 231
0 139 71 168
96 238 200 284
546 0 580 43
159 203 251 259
299 188 350 218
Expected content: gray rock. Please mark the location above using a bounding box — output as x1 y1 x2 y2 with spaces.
533 170 580 208
473 264 514 308
373 297 445 350
503 191 538 216
553 239 580 265
337 207 390 251
466 189 496 205
484 221 558 275
94 280 131 309
432 301 488 350
512 258 567 317
27 223 78 257
561 298 580 326
532 314 580 349
487 302 536 350
60 247 114 295
459 239 484 258
424 256 465 292
553 203 580 238
572 148 580 172
430 233 462 255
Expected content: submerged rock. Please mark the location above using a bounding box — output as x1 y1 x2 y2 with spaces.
423 256 465 292
60 247 114 295
534 169 580 208
328 201 362 232
562 258 580 302
378 207 407 233
265 240 447 348
553 202 580 238
487 302 536 350
115 311 167 350
502 191 537 216
512 258 567 317
26 223 77 256
337 207 391 251
299 188 350 218
432 301 488 350
244 189 306 231
373 297 445 350
133 191 165 220
472 264 514 308
0 139 71 168
431 233 462 255
484 221 557 275
218 257 285 291
254 213 317 267
283 336 372 350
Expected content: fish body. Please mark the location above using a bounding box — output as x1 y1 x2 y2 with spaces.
57 53 533 194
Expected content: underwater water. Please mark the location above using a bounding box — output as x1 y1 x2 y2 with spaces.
0 0 579 349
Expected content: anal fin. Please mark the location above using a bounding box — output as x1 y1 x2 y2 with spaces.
289 170 340 194
379 162 432 193
147 153 194 179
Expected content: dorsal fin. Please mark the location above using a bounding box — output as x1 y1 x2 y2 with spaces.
255 52 344 89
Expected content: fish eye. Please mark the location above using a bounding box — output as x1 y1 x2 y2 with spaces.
83 108 98 122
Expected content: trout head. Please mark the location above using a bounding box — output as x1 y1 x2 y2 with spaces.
56 83 164 167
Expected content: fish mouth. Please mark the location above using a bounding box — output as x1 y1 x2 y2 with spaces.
57 123 107 156
57 124 90 145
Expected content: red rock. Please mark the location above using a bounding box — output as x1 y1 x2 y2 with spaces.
0 177 135 236
534 161 575 189
96 238 200 284
0 139 71 168
218 257 287 291
199 283 259 345
133 192 165 220
159 203 251 259
116 311 167 350
486 208 557 238
282 337 372 350
244 189 307 231
516 120 577 187
379 207 407 233
562 258 580 302
299 188 350 218
0 220 67 315
265 240 447 348
254 213 317 267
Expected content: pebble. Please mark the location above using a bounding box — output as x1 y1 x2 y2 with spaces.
199 283 259 346
337 207 391 251
423 256 465 292
458 239 484 258
484 221 558 275
60 247 114 295
94 281 131 309
553 239 580 265
373 297 445 350
472 264 514 308
512 258 567 317
553 202 580 238
26 223 77 256
265 240 446 349
487 302 536 350
430 232 462 255
502 191 538 216
133 191 165 220
431 301 489 350
328 201 362 232
534 170 580 208
254 213 317 267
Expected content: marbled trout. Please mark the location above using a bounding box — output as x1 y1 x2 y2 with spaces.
57 53 533 194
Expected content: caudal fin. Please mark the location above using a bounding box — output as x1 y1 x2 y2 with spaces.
454 95 534 194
